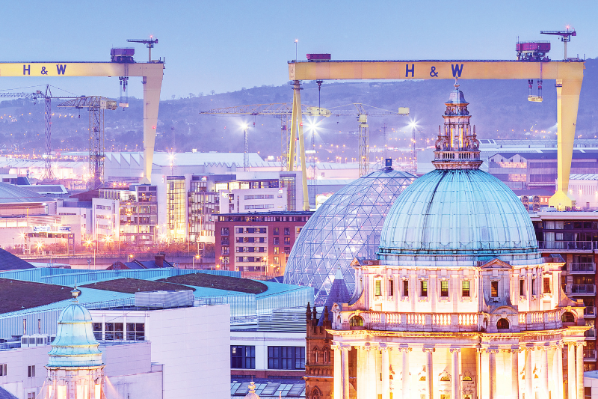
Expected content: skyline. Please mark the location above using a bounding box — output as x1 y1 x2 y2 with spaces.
0 1 595 100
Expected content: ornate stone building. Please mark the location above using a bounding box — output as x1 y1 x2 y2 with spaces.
46 288 105 399
320 84 588 399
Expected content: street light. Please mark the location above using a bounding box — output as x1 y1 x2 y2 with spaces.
193 254 200 269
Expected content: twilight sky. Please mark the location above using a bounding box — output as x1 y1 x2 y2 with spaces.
0 0 595 99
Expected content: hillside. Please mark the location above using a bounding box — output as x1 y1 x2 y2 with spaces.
0 58 596 161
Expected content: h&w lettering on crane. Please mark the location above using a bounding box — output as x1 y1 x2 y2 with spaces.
405 64 415 78
56 65 67 75
451 64 464 78
23 65 31 76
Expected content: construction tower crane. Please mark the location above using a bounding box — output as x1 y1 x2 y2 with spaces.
127 37 159 62
57 97 118 189
0 85 58 180
541 28 576 59
200 102 330 182
328 104 409 176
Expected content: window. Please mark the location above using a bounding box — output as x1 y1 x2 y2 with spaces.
0 364 6 376
273 227 280 235
93 323 102 340
274 247 279 255
375 280 382 296
350 316 364 327
231 346 256 369
27 393 35 399
268 346 305 370
284 237 291 245
532 278 536 296
519 279 525 296
562 312 575 323
462 281 470 297
126 323 145 341
274 256 279 264
440 280 449 297
403 280 409 296
27 365 35 378
420 280 428 297
543 277 551 294
104 323 124 340
273 237 280 245
389 279 394 297
284 227 290 235
491 281 499 298
221 227 229 236
497 318 510 330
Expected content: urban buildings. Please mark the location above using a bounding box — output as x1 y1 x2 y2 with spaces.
215 211 313 275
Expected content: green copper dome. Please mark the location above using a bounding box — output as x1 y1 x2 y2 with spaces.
47 290 103 368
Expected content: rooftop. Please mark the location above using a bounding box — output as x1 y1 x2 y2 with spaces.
159 273 267 294
80 278 196 294
0 279 73 314
0 248 35 271
231 378 305 398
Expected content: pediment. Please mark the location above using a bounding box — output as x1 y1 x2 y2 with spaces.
479 258 512 270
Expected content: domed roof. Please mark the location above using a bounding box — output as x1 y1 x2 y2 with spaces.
378 169 539 263
284 165 415 305
0 183 47 204
47 289 103 368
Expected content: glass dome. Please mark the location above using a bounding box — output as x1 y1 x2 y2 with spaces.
284 166 415 305
378 169 539 264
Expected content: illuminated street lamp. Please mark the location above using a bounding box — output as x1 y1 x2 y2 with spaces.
36 241 43 254
193 254 200 269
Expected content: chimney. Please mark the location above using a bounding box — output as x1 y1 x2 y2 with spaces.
155 254 165 268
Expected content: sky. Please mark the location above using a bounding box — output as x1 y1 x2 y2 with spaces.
0 0 595 100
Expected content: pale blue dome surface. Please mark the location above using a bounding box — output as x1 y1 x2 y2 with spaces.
47 298 103 368
378 169 538 260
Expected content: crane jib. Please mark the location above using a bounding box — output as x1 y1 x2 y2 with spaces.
22 64 68 76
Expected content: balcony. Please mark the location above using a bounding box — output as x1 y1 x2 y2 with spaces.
571 284 596 295
538 241 594 251
585 328 596 339
584 306 597 318
570 263 596 274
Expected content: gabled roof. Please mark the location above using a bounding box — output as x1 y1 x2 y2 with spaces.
0 248 35 271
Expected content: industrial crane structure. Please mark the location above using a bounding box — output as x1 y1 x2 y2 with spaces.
328 103 409 176
541 28 577 59
0 40 164 184
57 97 118 189
200 102 330 181
128 37 159 62
288 56 585 208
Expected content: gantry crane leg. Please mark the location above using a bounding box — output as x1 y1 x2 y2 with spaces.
141 74 163 184
43 86 53 181
358 117 369 177
550 78 583 209
287 81 301 172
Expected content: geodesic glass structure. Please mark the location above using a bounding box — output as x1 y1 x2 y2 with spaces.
283 167 415 305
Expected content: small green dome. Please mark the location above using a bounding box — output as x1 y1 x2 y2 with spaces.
47 289 103 368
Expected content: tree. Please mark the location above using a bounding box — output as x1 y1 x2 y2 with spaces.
210 90 215 95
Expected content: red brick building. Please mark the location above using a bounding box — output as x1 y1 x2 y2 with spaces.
215 211 313 276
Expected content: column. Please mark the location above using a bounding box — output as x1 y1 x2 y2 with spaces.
540 346 550 399
400 347 411 399
357 345 365 399
341 345 350 399
576 342 585 399
366 344 377 399
423 348 434 399
450 348 461 399
488 349 498 399
333 343 342 399
381 346 390 399
525 347 533 399
511 348 519 399
553 344 564 399
567 343 576 399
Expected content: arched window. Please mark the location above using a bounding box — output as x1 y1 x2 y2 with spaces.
323 347 330 363
440 375 451 381
350 316 364 327
463 376 473 381
310 386 321 399
312 347 319 364
562 312 575 323
497 318 510 330
419 376 426 381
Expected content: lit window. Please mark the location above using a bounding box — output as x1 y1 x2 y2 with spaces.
440 280 449 297
491 281 499 298
462 281 470 297
421 280 428 297
543 277 551 294
375 280 382 296
274 247 279 255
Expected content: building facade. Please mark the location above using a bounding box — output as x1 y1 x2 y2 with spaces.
215 211 313 275
317 85 588 399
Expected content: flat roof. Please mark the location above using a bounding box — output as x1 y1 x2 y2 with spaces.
0 279 73 314
80 278 196 294
159 273 267 294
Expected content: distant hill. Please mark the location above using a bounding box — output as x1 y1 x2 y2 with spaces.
0 58 596 161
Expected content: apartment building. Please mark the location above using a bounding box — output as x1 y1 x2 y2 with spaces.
532 210 598 370
215 211 313 276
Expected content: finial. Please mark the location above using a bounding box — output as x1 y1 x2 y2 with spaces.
454 77 459 89
71 285 81 302
248 381 256 394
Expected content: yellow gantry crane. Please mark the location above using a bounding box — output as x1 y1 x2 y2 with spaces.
328 103 409 176
200 103 330 210
288 59 585 208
